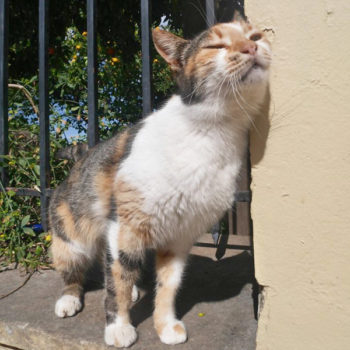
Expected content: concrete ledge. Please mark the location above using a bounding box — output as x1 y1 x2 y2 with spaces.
0 252 257 350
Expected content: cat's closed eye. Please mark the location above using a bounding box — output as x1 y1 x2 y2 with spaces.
203 44 227 49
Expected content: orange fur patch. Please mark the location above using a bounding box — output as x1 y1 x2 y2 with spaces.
56 201 79 241
111 259 135 321
154 251 180 334
115 179 153 248
95 130 130 217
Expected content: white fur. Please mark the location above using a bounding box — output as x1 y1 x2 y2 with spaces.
107 221 120 260
91 200 106 217
68 239 93 258
159 319 187 345
131 284 139 302
104 316 137 348
117 95 256 249
167 257 185 286
55 295 82 318
227 22 244 33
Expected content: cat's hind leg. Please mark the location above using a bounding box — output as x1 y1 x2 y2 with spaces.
51 234 88 317
154 250 188 345
50 201 99 318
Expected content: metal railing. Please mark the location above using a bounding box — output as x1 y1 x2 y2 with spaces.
0 0 251 250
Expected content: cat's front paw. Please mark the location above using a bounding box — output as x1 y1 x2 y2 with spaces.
157 320 187 345
55 294 82 318
104 322 137 348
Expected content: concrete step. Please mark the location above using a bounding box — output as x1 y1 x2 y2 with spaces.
0 251 257 350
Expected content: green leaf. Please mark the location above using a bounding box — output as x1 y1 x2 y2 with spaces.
23 227 35 236
21 215 30 227
34 165 40 175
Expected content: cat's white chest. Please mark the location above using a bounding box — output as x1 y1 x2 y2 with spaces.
118 97 247 244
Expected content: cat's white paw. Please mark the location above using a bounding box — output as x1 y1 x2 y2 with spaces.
131 285 139 302
158 320 187 345
104 322 137 348
55 294 82 318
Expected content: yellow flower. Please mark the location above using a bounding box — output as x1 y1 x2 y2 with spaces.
153 58 159 63
111 57 119 63
73 55 77 59
82 31 87 36
155 26 160 31
198 312 205 317
45 234 52 242
0 234 5 239
71 58 76 64
72 140 77 145
76 44 81 50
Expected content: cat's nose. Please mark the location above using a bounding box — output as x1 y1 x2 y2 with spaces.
240 41 257 55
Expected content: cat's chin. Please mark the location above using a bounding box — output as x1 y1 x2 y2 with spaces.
240 64 269 86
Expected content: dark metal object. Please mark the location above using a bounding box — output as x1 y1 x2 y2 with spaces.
206 0 216 27
87 0 99 147
234 190 251 203
0 0 8 187
39 0 50 231
141 0 152 116
194 241 251 250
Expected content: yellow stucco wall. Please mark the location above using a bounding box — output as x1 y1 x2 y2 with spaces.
246 0 350 349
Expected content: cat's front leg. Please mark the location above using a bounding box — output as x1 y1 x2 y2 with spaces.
104 222 143 348
154 250 188 345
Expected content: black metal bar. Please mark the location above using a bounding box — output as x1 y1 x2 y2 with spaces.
0 0 8 187
194 242 251 250
87 0 98 147
205 0 216 27
141 0 152 116
234 190 251 203
39 0 50 231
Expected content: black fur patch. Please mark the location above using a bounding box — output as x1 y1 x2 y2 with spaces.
107 194 117 221
118 250 143 271
104 250 117 324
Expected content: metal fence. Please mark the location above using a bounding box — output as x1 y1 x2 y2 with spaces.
0 0 251 253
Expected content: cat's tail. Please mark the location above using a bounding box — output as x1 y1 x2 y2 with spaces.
56 143 89 162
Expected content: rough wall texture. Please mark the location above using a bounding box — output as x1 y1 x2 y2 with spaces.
246 0 350 349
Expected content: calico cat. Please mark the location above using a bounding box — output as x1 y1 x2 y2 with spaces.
49 17 271 348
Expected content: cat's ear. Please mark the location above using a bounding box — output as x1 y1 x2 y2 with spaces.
232 10 246 23
152 28 188 72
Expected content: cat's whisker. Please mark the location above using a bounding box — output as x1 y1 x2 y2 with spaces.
188 1 211 28
230 75 261 137
231 75 261 114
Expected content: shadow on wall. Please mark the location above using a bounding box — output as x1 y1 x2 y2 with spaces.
250 86 271 167
84 251 254 327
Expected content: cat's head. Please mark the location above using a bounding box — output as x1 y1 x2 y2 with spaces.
153 18 271 106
